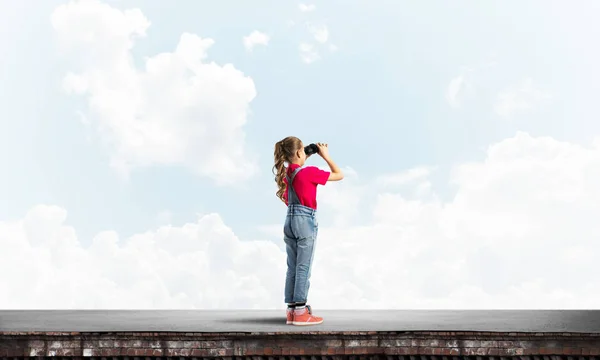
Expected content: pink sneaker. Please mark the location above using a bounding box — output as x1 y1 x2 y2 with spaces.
287 304 315 324
292 305 323 326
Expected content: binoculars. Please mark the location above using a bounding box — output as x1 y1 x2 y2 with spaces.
304 143 319 155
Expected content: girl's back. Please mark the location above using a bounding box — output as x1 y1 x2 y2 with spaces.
283 164 330 209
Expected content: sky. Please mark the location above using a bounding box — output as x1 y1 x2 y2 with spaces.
1 0 600 309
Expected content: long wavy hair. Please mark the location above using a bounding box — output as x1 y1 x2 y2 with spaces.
273 136 303 203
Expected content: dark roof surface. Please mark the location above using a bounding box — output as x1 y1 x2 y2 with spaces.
1 310 599 333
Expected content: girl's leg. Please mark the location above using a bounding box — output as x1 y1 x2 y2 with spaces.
283 235 297 305
292 217 318 303
290 215 323 326
305 224 318 298
292 234 315 303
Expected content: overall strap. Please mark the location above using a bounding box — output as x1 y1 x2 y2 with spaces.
289 166 304 183
286 166 304 205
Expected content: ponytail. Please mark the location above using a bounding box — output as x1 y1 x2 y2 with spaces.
273 137 303 203
273 142 287 203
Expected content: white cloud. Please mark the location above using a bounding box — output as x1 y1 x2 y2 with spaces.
446 59 497 109
242 30 270 51
307 24 329 43
376 166 434 187
156 210 172 226
298 3 316 12
494 78 551 118
3 132 600 309
317 166 365 226
306 132 600 308
0 205 284 309
51 0 258 185
299 42 320 64
298 24 332 63
446 75 465 108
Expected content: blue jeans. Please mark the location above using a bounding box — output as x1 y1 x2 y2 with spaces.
284 204 318 304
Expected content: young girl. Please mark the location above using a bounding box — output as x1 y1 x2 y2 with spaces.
273 136 344 326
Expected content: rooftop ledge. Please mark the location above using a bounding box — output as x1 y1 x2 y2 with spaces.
1 310 599 358
1 310 599 333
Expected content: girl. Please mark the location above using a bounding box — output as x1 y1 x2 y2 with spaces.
273 136 344 326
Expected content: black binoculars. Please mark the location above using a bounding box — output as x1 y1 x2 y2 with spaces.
304 143 319 155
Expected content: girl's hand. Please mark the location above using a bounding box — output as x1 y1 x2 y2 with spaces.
316 142 330 159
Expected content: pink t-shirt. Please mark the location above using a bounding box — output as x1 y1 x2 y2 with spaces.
283 164 330 209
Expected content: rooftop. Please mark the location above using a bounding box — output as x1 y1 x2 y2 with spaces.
1 310 599 333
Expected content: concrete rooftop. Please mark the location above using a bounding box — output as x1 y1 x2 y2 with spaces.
0 310 599 333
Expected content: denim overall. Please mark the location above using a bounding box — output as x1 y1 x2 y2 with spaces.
283 166 319 304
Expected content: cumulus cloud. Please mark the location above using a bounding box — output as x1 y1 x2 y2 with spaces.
446 75 465 108
0 205 284 309
376 166 434 188
494 78 551 117
316 166 366 227
445 70 476 109
51 0 258 185
155 210 172 226
294 14 334 62
2 132 600 309
312 132 600 308
298 3 316 12
446 59 498 109
299 42 320 64
243 30 269 51
307 24 329 43
298 24 335 63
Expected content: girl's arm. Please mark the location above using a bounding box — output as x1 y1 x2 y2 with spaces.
316 143 344 181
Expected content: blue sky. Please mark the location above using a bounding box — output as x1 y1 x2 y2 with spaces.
1 0 600 309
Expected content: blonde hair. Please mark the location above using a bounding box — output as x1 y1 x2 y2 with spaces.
273 136 303 203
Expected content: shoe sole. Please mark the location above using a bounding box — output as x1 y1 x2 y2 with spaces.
292 320 324 325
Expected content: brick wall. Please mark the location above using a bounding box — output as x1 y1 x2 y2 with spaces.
1 331 600 358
